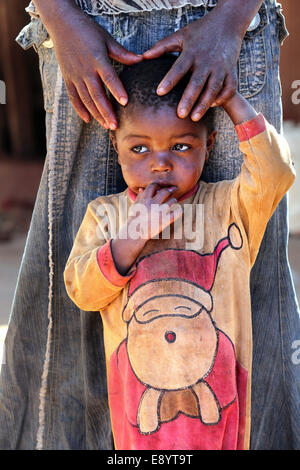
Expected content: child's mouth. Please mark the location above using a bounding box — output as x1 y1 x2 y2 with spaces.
137 181 178 193
151 180 175 189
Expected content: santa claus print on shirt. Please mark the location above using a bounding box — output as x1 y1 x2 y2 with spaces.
108 223 248 450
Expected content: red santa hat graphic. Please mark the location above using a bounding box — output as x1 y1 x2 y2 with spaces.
122 223 243 322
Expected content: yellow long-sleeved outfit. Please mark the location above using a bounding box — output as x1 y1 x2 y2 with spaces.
64 115 295 450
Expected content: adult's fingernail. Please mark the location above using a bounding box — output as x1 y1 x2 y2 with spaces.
119 96 127 106
192 113 201 121
110 122 117 130
178 108 186 118
157 87 165 95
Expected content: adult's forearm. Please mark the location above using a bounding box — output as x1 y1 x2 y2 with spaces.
214 0 264 38
32 0 79 30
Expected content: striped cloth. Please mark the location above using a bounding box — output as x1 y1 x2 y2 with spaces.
26 0 217 17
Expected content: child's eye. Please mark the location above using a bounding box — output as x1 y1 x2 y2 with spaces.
131 145 148 154
173 143 190 152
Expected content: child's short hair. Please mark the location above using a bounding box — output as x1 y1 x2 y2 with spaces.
110 54 215 132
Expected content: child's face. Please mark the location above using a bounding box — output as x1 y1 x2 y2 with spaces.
111 104 216 200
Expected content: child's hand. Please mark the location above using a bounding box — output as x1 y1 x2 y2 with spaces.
111 183 180 275
43 5 142 130
128 183 180 240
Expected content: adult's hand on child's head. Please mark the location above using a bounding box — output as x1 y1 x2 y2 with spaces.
45 7 142 129
143 7 243 122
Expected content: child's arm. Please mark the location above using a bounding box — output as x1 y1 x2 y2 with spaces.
64 186 178 310
220 92 257 126
220 92 296 266
111 183 178 275
64 199 135 311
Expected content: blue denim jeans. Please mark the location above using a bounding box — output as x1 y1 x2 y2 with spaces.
1 0 299 449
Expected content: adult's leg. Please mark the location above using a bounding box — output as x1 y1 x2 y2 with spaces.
1 2 298 450
0 6 207 450
247 3 300 450
200 0 300 449
0 14 115 450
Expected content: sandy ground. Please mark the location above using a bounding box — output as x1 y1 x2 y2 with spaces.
0 232 299 369
0 234 27 367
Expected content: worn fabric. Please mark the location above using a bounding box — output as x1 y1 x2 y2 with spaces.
26 1 215 18
64 117 295 450
0 0 299 450
26 0 278 19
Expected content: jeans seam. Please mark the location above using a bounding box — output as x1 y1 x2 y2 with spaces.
271 0 288 420
277 202 289 425
35 70 64 450
106 133 111 195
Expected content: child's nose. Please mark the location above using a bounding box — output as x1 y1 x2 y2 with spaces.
151 152 172 172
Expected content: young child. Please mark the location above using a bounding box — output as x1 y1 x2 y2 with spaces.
64 56 295 450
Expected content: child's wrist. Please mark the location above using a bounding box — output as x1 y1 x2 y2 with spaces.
111 235 146 276
118 217 150 245
221 91 257 126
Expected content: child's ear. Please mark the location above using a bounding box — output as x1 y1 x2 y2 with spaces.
205 130 217 161
109 131 118 154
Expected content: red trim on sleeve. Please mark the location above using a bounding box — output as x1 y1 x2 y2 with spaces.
97 239 134 287
235 113 266 142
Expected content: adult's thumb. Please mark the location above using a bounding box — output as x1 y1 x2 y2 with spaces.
143 34 181 59
107 38 143 65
